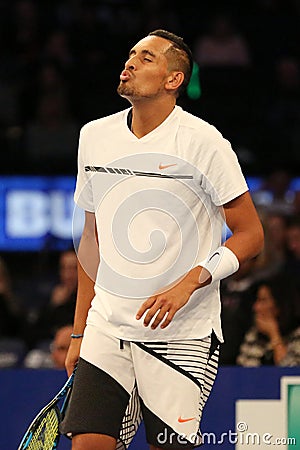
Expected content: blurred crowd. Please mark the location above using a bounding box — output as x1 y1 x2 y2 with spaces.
0 0 299 174
0 0 300 368
0 249 77 368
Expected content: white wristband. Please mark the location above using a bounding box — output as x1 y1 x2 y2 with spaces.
199 246 239 283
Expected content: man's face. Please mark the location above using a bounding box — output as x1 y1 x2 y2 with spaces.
117 35 173 101
253 285 278 317
51 325 72 368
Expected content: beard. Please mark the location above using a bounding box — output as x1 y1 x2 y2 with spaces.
117 81 136 99
117 80 161 101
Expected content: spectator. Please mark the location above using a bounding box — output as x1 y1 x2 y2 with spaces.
264 57 300 166
42 29 74 71
140 0 181 37
193 13 251 68
50 249 77 308
292 191 300 216
254 212 289 279
50 323 73 369
25 249 78 347
23 323 73 369
237 276 300 366
220 258 261 365
19 60 71 125
192 13 253 152
0 256 24 339
10 0 41 67
282 216 300 280
259 169 294 215
25 92 78 173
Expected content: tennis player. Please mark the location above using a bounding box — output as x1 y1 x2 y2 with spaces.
61 29 264 450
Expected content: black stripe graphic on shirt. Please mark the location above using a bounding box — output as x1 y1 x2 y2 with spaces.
85 166 193 180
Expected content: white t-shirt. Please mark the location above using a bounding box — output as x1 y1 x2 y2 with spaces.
74 105 248 342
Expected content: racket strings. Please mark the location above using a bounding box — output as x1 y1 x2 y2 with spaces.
25 407 60 450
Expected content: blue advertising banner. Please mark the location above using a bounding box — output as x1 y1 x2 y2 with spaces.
1 175 299 252
1 367 299 450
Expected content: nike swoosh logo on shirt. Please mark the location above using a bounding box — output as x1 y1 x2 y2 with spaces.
159 163 177 170
178 416 196 423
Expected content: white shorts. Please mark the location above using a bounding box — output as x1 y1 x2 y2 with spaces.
61 324 219 449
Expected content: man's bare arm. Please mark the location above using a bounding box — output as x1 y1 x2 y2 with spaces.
65 211 99 375
222 191 264 263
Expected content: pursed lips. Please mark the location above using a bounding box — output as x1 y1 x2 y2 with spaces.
120 70 131 81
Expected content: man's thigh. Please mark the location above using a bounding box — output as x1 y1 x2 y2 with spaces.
61 357 131 439
61 325 137 441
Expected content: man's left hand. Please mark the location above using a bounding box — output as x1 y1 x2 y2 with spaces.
135 266 208 329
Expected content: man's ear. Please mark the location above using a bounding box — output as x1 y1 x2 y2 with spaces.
165 71 184 92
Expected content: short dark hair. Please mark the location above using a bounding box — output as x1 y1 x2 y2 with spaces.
148 29 193 96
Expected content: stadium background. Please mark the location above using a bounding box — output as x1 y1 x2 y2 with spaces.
0 0 299 291
0 1 300 449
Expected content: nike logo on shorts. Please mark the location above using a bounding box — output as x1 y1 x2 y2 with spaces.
177 416 196 423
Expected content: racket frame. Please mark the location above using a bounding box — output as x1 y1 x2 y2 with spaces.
18 371 75 450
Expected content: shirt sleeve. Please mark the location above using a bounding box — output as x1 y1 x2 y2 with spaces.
200 134 249 206
74 125 95 212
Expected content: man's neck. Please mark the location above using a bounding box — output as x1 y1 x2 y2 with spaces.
130 98 176 138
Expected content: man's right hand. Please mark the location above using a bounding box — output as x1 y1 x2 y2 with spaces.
65 338 82 376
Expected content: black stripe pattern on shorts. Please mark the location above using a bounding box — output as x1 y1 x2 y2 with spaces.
116 336 219 449
116 385 142 450
136 337 219 422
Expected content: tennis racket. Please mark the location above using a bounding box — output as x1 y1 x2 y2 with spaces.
17 370 76 450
